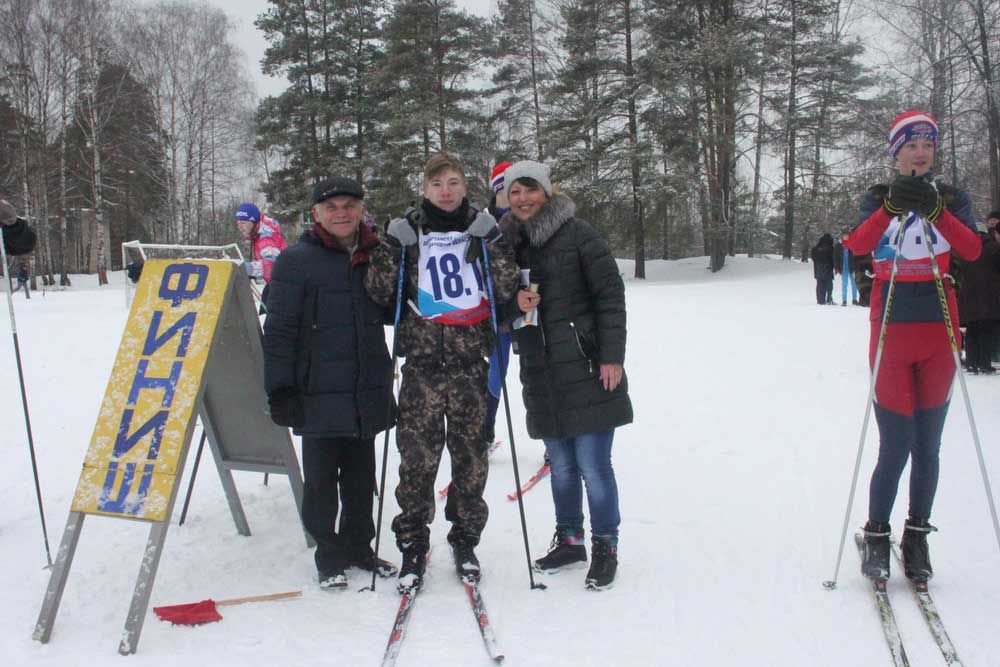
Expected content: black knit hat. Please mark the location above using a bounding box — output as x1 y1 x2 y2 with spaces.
313 177 364 204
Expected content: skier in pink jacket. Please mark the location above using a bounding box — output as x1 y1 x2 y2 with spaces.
235 202 287 285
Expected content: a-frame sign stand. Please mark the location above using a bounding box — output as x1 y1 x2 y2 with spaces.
33 259 311 655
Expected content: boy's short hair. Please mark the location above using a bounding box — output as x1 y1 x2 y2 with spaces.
423 153 467 183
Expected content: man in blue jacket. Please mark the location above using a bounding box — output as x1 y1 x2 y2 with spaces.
263 177 397 589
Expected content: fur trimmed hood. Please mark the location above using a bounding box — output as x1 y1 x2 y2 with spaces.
501 194 576 248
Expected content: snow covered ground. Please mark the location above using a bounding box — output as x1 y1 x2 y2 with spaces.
3 255 999 666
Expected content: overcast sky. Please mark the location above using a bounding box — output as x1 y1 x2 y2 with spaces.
197 0 494 99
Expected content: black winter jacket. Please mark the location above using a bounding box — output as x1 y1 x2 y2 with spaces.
958 236 1000 323
263 227 395 438
2 218 36 256
811 234 835 280
500 195 633 439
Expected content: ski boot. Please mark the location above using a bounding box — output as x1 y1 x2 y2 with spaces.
452 540 481 582
585 535 618 591
861 520 891 581
534 527 587 573
901 517 937 583
397 542 427 594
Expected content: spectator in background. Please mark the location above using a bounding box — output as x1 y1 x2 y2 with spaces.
14 261 30 298
986 210 1000 233
0 199 37 257
483 161 514 448
810 233 836 304
958 224 1000 374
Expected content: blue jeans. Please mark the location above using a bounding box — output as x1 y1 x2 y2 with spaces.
543 430 620 536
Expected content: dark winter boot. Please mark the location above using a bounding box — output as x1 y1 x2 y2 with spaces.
318 566 348 590
901 517 937 583
452 540 481 581
585 535 618 591
397 542 427 593
861 520 891 581
349 548 399 578
533 527 587 573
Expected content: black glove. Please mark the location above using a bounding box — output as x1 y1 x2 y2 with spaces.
268 387 304 428
886 175 943 221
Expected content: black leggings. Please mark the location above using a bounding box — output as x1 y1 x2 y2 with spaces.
869 403 948 522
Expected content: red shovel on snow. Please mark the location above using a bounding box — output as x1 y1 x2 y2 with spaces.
153 590 302 625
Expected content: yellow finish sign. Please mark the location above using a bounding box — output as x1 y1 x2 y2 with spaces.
71 259 234 521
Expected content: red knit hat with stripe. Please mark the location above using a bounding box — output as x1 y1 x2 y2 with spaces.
888 110 938 158
490 162 513 193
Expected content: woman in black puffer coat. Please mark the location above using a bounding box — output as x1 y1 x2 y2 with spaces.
498 160 632 591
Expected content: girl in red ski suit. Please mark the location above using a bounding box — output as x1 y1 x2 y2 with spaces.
846 110 980 584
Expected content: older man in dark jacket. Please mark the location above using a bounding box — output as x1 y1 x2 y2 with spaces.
263 176 397 589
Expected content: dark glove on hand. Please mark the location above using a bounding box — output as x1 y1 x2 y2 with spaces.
268 387 304 428
386 217 417 248
886 175 943 221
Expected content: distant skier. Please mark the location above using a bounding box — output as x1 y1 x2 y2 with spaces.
14 263 30 298
845 110 980 584
234 202 287 309
810 233 836 304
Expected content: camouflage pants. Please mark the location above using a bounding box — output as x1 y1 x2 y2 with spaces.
392 358 490 550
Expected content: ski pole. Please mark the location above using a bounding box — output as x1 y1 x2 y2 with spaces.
249 280 270 487
481 239 545 591
366 244 407 593
919 215 1000 558
842 245 850 306
0 225 53 567
824 214 910 590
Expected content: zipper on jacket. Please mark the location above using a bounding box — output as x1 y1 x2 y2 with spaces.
569 321 593 374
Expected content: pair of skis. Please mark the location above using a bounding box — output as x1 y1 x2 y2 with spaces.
853 533 963 666
381 573 504 665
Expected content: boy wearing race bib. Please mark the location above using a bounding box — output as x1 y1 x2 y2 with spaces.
365 153 520 592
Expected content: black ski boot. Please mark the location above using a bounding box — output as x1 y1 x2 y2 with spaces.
397 542 427 593
534 527 587 573
585 535 618 591
901 517 937 583
861 520 891 581
452 540 481 581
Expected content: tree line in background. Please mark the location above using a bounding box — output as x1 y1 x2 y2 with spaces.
3 0 1000 283
0 0 257 285
256 0 1000 275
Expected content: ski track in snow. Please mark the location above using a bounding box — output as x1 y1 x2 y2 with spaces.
2 257 999 666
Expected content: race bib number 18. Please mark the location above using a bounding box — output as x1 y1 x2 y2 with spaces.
417 230 490 326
